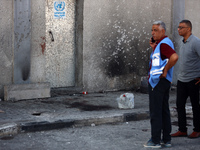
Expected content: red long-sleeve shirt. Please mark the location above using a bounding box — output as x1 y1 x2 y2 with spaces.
155 36 176 60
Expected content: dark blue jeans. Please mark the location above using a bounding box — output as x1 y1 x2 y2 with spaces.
177 80 200 132
148 78 171 144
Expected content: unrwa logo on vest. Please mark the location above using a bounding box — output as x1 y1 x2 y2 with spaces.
152 53 160 66
54 1 65 11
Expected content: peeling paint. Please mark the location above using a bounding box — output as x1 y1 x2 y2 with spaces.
40 36 46 54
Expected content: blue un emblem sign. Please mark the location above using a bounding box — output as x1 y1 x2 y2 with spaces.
54 1 66 19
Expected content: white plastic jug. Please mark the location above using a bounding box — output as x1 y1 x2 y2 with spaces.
117 93 134 109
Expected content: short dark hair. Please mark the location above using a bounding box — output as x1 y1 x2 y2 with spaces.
180 20 192 30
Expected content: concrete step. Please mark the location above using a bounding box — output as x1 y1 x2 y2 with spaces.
0 111 150 136
4 83 51 101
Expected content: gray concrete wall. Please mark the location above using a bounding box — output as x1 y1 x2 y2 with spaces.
83 0 173 92
45 0 76 88
0 0 77 98
0 1 13 98
75 0 84 88
172 0 185 84
1 0 200 97
14 0 31 84
185 0 200 38
30 0 46 83
172 0 200 85
31 0 76 88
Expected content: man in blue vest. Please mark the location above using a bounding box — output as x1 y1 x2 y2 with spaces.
171 20 200 138
144 21 178 148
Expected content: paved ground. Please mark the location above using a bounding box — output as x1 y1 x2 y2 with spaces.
0 119 198 150
0 89 191 137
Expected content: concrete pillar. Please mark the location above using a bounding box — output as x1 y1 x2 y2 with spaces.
14 0 31 84
0 1 13 98
172 0 185 84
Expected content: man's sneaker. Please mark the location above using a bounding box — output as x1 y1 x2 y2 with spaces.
144 139 161 149
161 141 172 148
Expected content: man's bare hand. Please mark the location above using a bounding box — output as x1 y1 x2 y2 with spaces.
149 38 156 49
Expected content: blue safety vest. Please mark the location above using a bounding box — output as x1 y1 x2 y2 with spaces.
149 37 174 88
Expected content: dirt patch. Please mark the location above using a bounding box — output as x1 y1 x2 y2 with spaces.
69 102 113 111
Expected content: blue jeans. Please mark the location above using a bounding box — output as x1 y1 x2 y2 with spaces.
177 80 200 132
148 78 171 144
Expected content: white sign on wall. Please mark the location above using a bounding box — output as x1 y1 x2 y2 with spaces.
54 1 66 19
